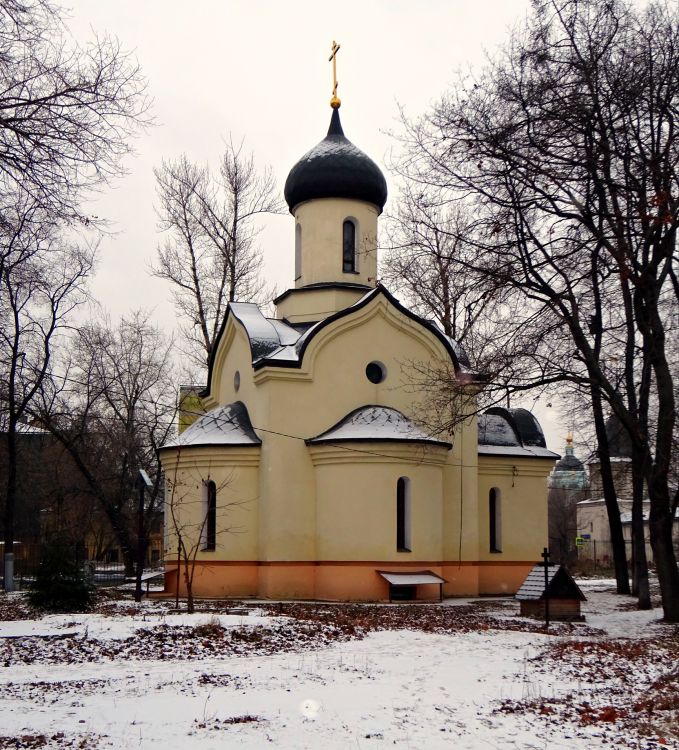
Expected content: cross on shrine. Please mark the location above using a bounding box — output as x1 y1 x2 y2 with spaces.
329 40 341 108
542 546 551 628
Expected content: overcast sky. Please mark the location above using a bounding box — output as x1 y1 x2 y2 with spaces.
64 0 571 451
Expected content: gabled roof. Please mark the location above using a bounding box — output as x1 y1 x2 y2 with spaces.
203 284 477 399
515 564 586 602
306 405 452 448
160 401 261 451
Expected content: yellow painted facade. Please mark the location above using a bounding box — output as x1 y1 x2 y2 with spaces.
159 104 557 601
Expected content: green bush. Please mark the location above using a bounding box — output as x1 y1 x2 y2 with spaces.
28 537 95 612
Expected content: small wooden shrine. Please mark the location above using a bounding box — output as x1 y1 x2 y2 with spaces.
515 564 586 621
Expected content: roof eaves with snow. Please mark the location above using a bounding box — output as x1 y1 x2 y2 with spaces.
306 405 452 448
478 445 560 459
478 407 558 460
160 401 261 451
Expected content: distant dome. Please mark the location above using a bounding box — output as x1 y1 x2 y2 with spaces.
550 437 588 490
554 452 585 474
284 108 388 214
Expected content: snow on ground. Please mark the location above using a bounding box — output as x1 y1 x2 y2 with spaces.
0 582 677 749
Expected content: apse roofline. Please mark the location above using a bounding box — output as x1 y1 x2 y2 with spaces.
307 436 453 448
158 441 262 454
305 403 453 449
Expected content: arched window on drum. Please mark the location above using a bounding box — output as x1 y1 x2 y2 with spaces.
342 218 358 273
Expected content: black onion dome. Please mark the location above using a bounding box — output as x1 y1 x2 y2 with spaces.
284 108 388 214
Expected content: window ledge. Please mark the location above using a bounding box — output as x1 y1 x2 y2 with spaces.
397 548 412 553
489 549 503 554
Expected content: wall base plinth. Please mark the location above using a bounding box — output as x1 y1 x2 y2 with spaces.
163 560 537 601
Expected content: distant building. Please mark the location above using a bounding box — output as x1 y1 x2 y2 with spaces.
548 435 588 563
576 415 679 565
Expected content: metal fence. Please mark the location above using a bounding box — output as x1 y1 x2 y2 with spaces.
575 539 634 574
548 537 642 574
1 542 163 591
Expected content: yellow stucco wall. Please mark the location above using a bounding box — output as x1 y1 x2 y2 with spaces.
293 198 378 287
161 446 260 566
477 454 552 593
310 443 449 561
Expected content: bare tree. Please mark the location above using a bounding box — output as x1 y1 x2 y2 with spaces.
393 0 679 617
0 0 151 225
37 311 176 590
164 458 241 614
382 185 507 354
152 140 283 369
0 211 94 589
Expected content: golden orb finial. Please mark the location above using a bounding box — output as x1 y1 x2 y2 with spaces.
566 432 573 445
329 40 341 109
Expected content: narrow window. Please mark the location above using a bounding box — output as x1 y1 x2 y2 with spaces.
295 223 302 280
489 487 502 552
343 219 356 273
203 480 217 551
397 477 411 552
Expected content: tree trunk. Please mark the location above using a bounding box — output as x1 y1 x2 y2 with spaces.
591 390 630 594
649 491 679 622
630 448 650 609
2 422 18 591
184 562 194 614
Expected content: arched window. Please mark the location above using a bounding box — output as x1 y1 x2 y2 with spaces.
342 219 357 273
489 487 501 552
295 223 302 280
203 480 217 551
396 476 411 552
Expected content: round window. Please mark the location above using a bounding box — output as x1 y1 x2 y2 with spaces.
366 361 386 384
234 370 241 392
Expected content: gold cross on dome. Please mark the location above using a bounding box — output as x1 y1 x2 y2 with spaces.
329 40 341 109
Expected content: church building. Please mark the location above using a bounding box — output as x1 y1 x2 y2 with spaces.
159 65 558 601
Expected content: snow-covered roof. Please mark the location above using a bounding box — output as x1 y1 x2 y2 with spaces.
161 401 261 450
0 422 49 435
478 408 558 460
307 405 452 448
230 302 299 362
515 564 560 600
203 285 477 398
515 564 586 602
478 414 521 446
620 507 679 524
